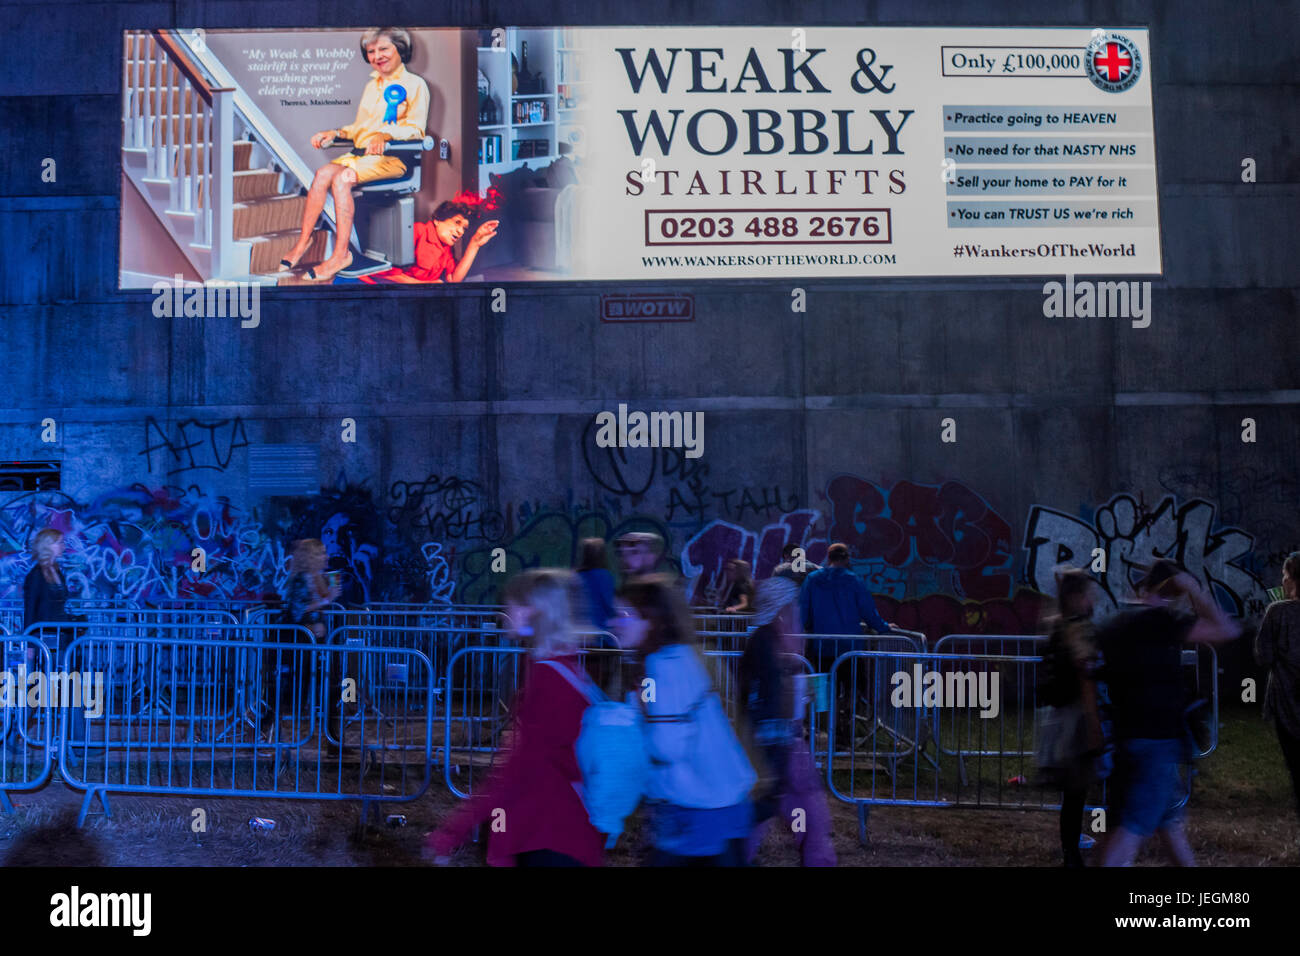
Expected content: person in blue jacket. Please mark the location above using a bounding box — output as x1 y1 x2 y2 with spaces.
798 542 900 671
575 537 616 629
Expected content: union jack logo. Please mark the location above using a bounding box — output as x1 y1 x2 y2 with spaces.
1084 33 1142 93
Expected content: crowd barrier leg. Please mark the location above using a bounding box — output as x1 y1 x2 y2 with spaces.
77 788 113 827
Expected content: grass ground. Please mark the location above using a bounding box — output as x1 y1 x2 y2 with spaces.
0 706 1294 866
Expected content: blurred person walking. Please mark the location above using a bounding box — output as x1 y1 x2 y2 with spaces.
1034 569 1104 867
716 558 755 614
1255 551 1300 822
261 539 339 742
772 542 819 586
425 570 605 866
740 573 837 866
23 529 73 636
612 576 757 866
574 537 616 629
1096 560 1240 866
15 529 82 752
614 531 664 586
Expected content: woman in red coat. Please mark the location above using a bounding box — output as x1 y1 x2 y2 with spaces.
425 570 603 866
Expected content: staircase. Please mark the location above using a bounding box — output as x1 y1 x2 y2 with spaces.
230 147 329 278
121 30 332 284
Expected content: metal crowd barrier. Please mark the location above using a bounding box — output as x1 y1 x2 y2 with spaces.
56 631 434 825
244 603 345 628
23 617 249 724
928 635 1042 773
824 643 1215 842
0 597 260 632
691 612 755 634
0 636 54 812
326 623 620 758
442 644 816 800
365 602 503 613
0 605 1223 834
784 632 926 764
325 623 511 753
826 647 1069 843
929 635 1220 764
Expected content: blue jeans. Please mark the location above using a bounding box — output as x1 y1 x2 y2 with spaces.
1111 737 1186 836
650 801 753 862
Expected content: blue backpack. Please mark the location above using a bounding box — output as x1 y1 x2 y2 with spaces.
539 659 649 848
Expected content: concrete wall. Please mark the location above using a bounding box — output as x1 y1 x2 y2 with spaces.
0 2 1296 649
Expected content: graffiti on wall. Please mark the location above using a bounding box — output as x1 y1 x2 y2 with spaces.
1024 493 1270 618
681 475 1045 634
388 475 506 542
824 476 1014 602
0 469 1273 635
0 484 284 602
0 479 451 606
682 510 825 604
681 476 1015 605
581 416 798 529
269 480 385 604
1158 464 1300 575
457 508 674 606
140 416 250 476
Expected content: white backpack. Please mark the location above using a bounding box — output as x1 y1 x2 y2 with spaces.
539 659 649 848
642 646 757 809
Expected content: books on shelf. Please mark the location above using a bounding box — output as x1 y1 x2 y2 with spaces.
557 84 579 109
478 134 503 165
511 139 549 161
513 98 550 123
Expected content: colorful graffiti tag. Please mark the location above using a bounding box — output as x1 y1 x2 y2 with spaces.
457 508 674 606
1024 493 1270 618
0 474 1270 640
681 476 1016 606
0 485 284 602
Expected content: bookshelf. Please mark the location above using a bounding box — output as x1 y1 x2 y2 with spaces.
476 28 588 194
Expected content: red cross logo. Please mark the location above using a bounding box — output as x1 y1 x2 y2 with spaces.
1093 42 1133 82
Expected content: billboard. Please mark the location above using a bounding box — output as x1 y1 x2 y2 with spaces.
119 25 1160 289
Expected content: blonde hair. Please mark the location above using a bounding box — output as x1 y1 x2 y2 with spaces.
504 570 582 660
292 538 326 575
31 528 64 566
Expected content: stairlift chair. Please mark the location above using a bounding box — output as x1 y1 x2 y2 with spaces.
325 136 440 278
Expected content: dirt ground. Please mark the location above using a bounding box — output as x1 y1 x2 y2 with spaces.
1 710 1295 867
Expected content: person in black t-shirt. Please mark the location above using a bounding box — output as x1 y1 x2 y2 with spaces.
1096 560 1239 867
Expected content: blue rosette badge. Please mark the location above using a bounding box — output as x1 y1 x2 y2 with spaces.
382 84 407 123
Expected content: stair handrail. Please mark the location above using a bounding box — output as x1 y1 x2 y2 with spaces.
122 29 236 278
171 30 331 229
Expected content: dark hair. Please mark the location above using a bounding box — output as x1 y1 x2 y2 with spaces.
725 558 752 580
576 537 607 572
1137 559 1181 596
1284 552 1300 584
360 27 413 64
1055 568 1094 616
827 542 851 565
432 201 473 223
620 575 697 657
781 543 799 560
